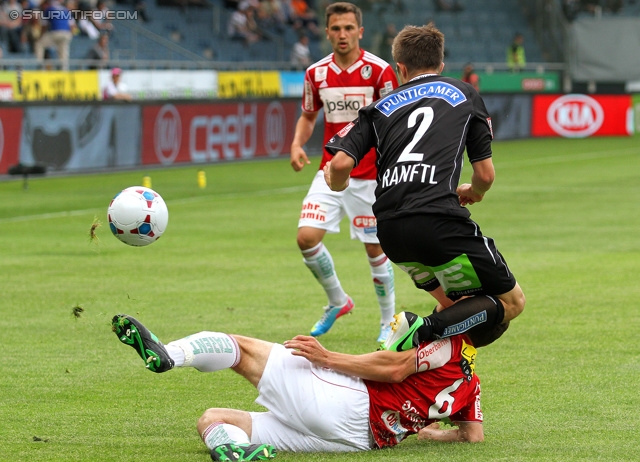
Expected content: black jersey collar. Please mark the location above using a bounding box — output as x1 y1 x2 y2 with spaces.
409 73 439 82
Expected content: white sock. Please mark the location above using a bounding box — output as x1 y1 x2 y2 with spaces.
302 243 347 307
165 344 185 367
202 422 250 450
166 332 240 372
369 253 395 324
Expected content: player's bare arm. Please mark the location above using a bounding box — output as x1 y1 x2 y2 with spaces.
457 158 495 206
284 335 416 382
417 421 484 443
290 111 318 171
324 150 354 191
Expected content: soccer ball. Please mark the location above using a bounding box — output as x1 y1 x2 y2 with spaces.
107 186 169 246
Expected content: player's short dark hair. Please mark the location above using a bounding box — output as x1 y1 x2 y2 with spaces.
392 24 444 73
325 2 362 27
466 322 510 348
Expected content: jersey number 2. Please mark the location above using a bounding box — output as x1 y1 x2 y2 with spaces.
396 107 434 163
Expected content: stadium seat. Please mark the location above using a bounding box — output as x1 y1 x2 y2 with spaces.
93 0 548 66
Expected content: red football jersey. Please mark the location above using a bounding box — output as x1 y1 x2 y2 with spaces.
301 49 398 179
365 335 482 448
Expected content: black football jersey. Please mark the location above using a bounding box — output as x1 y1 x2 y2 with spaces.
326 74 493 221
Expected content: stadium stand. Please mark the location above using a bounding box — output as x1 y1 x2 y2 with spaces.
108 0 545 65
1 0 638 68
357 0 544 64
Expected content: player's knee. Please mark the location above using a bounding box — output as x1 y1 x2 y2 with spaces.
501 287 526 322
296 234 314 250
296 228 322 250
197 408 224 435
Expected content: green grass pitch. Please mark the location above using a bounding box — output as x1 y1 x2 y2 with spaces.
0 136 639 461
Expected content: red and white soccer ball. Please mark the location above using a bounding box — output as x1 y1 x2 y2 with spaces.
107 186 169 246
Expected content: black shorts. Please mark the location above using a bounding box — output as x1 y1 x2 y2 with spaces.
377 214 517 300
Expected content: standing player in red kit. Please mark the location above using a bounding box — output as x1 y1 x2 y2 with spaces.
290 2 399 342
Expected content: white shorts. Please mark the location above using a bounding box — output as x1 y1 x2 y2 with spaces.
298 170 379 244
250 344 374 452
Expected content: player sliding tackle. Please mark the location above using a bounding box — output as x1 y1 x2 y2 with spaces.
111 312 507 460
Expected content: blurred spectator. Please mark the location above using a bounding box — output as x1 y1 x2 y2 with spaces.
227 3 262 45
433 0 463 12
564 0 622 20
134 0 150 22
581 0 602 14
375 22 396 65
604 0 623 13
245 3 267 39
461 62 480 92
290 32 311 68
240 0 260 8
506 32 526 72
76 0 116 39
85 32 109 69
77 0 100 39
20 0 41 53
92 0 115 35
582 0 623 14
103 67 132 100
0 0 24 53
562 0 581 21
289 0 319 38
256 0 286 32
223 0 240 9
34 0 76 70
168 26 182 42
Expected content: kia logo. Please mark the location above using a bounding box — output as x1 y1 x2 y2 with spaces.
154 105 182 164
547 94 604 138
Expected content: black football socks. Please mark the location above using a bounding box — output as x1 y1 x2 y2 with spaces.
417 295 505 343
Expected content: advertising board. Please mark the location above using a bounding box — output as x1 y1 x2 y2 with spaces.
98 70 218 100
531 94 632 137
217 71 282 98
0 108 24 174
19 105 141 171
19 71 100 101
141 100 297 165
